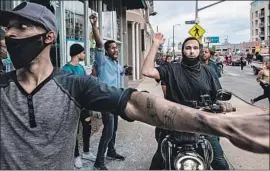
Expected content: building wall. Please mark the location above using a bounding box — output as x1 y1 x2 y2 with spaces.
126 4 154 80
250 0 270 45
215 44 241 53
1 0 149 84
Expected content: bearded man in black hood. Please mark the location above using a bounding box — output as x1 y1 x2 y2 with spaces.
142 35 230 170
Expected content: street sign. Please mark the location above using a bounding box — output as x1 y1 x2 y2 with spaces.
185 20 196 24
204 36 219 43
188 24 206 42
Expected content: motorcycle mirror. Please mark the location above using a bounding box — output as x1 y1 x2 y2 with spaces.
216 89 232 101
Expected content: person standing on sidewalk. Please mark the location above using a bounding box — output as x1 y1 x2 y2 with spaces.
240 56 245 70
201 47 221 78
0 28 15 73
62 43 96 169
0 3 269 170
0 28 7 72
90 14 126 170
251 61 270 104
142 35 230 170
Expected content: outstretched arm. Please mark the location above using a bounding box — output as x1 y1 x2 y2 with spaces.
80 74 269 154
125 91 270 154
142 33 165 80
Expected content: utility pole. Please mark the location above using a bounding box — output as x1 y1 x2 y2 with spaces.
195 0 198 23
167 38 170 53
195 0 226 24
167 37 172 54
173 24 181 57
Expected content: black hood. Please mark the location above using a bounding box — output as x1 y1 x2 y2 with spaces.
181 37 202 67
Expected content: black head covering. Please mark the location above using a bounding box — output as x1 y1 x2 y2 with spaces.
181 37 202 73
181 37 202 67
70 43 84 57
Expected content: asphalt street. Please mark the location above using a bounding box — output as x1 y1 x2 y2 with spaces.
220 64 269 109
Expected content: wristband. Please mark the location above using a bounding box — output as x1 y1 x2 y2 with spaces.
118 88 138 122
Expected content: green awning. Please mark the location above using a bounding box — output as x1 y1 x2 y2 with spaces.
123 0 147 10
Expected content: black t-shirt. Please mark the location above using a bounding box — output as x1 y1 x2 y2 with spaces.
156 63 222 105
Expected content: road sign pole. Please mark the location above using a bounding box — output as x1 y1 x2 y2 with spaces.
173 26 175 57
172 24 181 57
195 0 198 24
195 0 226 24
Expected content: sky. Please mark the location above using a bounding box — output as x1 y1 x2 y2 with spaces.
149 1 251 50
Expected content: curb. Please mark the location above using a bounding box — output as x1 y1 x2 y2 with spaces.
225 89 266 111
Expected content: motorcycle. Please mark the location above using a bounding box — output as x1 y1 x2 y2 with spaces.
160 90 235 170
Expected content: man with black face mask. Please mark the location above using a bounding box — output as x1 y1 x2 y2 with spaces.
142 35 231 170
0 2 270 170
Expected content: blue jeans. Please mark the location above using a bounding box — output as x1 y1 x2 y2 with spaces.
95 112 118 165
205 135 229 170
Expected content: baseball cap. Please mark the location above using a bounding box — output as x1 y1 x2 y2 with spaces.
0 2 58 33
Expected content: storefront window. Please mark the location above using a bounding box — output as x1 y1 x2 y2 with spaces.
65 1 85 65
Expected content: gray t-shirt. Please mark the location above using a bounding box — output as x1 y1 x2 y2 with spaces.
0 69 133 169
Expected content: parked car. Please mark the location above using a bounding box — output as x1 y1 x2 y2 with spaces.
231 55 246 66
251 54 270 75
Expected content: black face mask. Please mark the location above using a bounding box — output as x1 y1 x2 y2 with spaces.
181 56 200 66
5 33 48 69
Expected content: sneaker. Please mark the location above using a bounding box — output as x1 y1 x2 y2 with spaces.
82 152 96 162
107 153 125 161
93 163 108 170
74 156 83 169
250 99 255 104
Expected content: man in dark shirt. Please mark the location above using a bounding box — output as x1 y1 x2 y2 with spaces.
0 2 269 170
201 47 221 78
142 36 233 170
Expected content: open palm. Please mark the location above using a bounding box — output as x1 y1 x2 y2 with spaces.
153 33 165 46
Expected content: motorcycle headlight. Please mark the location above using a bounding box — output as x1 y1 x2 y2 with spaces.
174 153 205 170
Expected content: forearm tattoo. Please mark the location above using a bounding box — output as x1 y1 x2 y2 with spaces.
146 97 163 126
162 107 177 130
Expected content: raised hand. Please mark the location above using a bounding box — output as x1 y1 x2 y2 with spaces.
152 33 165 46
89 13 98 26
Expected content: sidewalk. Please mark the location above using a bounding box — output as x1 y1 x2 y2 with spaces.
79 78 267 170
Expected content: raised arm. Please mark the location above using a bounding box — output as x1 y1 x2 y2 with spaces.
90 14 105 66
142 33 165 80
90 14 103 48
124 91 269 154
